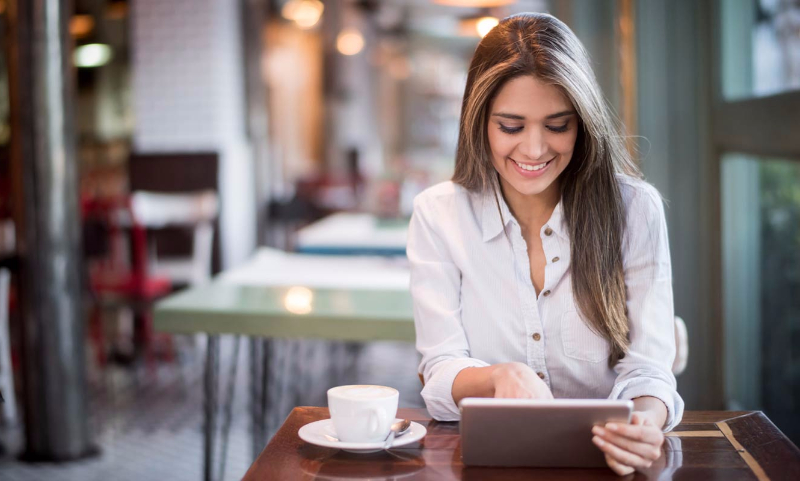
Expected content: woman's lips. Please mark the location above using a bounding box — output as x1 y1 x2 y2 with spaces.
510 157 554 178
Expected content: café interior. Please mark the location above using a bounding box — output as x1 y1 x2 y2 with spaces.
0 0 798 479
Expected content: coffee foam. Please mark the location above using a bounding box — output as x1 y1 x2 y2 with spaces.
331 385 397 400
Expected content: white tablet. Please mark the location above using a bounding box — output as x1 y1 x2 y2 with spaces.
459 398 633 467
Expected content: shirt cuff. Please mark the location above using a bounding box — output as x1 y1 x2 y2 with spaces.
421 357 491 421
608 377 685 432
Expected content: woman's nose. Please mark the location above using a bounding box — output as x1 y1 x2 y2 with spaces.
517 128 548 161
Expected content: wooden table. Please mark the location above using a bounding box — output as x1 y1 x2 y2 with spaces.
244 407 800 480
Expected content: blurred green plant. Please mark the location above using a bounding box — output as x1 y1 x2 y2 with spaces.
758 159 800 445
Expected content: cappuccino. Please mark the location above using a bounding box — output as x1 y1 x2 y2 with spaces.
330 385 397 400
327 385 399 443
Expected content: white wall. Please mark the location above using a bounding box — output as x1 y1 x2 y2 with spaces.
131 0 256 268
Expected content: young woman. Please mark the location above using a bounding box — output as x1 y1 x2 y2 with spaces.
408 13 683 475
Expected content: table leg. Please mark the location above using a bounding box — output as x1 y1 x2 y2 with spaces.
250 338 273 458
249 337 263 460
217 335 241 481
204 335 220 481
260 338 272 442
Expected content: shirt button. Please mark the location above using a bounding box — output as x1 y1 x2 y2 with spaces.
551 256 560 263
542 290 551 297
533 333 541 341
537 372 545 379
544 227 553 236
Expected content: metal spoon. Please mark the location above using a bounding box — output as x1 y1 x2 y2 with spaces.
383 419 412 450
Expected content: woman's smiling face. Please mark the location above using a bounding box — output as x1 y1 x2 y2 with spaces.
487 75 578 199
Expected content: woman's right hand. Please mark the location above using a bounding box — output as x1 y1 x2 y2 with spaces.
490 362 554 399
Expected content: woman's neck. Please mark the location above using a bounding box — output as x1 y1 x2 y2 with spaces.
498 177 561 232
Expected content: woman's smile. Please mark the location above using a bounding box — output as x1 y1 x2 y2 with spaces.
509 156 555 178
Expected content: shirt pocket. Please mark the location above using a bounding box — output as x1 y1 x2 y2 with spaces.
560 310 610 363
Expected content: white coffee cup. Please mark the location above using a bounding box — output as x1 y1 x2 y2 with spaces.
327 385 399 443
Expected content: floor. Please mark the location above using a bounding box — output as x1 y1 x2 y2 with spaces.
0 335 424 481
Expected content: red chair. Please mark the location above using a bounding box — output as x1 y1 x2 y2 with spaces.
83 196 173 368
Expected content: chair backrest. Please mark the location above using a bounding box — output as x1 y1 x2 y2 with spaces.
672 316 689 376
130 190 218 228
130 191 219 286
128 151 220 275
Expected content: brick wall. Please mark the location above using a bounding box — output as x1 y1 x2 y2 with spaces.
132 0 255 268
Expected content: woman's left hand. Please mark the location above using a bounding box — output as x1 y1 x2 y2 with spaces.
591 411 665 476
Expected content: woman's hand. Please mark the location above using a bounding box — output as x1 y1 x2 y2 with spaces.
490 362 554 399
591 411 665 476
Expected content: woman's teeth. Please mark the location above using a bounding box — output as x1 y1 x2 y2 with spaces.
513 159 551 171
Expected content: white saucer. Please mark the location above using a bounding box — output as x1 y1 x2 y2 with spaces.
298 418 427 453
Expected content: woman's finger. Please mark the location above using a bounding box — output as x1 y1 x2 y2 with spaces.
592 426 662 461
593 435 653 469
604 453 635 476
605 422 664 446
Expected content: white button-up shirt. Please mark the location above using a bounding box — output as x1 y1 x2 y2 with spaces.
408 175 684 431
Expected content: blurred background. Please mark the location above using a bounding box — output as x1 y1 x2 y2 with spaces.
0 0 798 479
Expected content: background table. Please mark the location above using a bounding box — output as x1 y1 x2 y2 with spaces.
154 248 415 481
295 213 408 256
245 407 800 480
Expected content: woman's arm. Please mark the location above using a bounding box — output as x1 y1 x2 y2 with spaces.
409 192 491 420
633 396 668 429
453 362 553 405
595 183 681 475
608 183 684 430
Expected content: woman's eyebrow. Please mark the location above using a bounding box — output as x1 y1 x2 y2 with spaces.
545 110 576 120
491 112 525 120
491 110 576 120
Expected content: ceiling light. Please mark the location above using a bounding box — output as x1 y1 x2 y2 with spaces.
282 0 324 29
70 15 95 38
74 43 113 68
433 0 514 6
337 28 365 56
107 1 128 20
476 16 499 37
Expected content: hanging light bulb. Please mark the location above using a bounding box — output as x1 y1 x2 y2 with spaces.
476 16 499 37
74 43 113 68
70 15 95 38
282 0 324 29
433 0 514 6
337 28 365 56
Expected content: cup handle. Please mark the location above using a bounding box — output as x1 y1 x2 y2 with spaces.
368 408 385 437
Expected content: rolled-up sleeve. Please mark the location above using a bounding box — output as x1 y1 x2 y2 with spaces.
408 194 490 421
608 184 685 432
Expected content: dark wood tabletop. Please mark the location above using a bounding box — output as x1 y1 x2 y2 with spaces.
243 407 800 480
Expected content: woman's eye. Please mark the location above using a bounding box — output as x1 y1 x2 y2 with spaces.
546 123 570 133
499 124 523 134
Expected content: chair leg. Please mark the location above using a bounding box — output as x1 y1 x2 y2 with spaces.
134 309 156 373
162 334 176 363
89 305 107 367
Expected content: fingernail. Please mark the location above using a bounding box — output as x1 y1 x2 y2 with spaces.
606 423 618 431
592 436 605 446
593 426 605 436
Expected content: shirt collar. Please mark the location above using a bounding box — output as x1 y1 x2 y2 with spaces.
480 186 569 242
481 187 513 242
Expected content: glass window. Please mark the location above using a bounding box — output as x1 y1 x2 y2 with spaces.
721 0 800 100
722 153 800 444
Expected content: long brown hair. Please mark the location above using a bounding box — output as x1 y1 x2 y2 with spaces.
452 13 641 365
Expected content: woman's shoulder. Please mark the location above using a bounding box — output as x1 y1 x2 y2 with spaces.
616 174 664 217
413 181 476 214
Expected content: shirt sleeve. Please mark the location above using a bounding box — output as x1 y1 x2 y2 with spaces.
408 193 490 421
608 184 685 432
